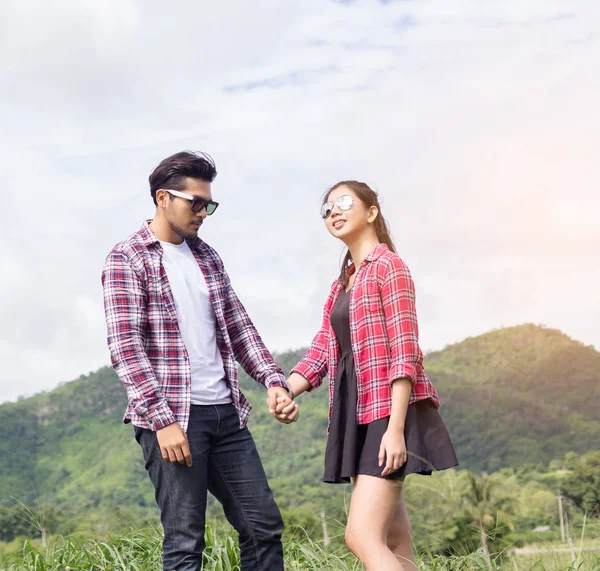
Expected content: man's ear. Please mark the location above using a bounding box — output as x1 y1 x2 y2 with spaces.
155 189 169 209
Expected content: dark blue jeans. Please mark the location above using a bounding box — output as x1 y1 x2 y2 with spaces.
135 404 284 571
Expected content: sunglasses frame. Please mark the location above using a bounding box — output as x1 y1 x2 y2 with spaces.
163 188 219 215
320 194 354 219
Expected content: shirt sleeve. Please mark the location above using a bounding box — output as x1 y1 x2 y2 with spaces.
101 250 176 430
380 256 422 385
290 282 337 390
221 271 287 390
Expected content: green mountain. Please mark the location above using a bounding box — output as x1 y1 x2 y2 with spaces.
426 324 600 472
1 324 598 522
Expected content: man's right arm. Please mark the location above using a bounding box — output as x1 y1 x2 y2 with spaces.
101 249 176 431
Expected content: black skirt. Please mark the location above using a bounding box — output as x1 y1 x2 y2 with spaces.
323 289 459 484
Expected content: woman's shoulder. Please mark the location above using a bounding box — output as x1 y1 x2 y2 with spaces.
372 247 410 276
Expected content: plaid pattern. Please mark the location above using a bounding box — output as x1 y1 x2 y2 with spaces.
102 221 286 432
291 244 440 426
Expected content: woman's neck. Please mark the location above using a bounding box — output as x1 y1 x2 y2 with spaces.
346 234 380 270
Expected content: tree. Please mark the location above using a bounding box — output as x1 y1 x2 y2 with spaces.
461 472 515 570
562 451 600 516
0 503 37 542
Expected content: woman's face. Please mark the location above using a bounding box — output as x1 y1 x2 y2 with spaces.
323 185 375 243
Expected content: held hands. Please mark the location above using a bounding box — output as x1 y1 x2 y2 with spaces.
378 425 407 476
267 386 299 424
156 422 193 467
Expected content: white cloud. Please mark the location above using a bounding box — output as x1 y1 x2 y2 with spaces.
0 0 599 400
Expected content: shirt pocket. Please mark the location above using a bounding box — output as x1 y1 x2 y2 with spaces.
357 278 383 313
355 277 388 342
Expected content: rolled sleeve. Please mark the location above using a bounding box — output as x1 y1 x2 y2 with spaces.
290 358 327 390
380 257 421 386
388 362 417 386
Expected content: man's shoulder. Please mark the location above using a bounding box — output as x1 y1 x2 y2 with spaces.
108 229 146 258
103 225 153 276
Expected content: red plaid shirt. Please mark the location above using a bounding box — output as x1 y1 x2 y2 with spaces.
101 221 287 433
291 244 440 427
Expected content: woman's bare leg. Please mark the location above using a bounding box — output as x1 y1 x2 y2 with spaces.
387 487 417 569
345 475 408 570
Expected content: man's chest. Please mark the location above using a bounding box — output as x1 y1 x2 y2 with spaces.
162 253 218 318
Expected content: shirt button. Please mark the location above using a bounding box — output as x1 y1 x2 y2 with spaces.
185 381 190 387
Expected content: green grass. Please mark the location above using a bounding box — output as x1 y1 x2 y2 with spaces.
509 537 600 571
512 551 600 571
1 527 599 571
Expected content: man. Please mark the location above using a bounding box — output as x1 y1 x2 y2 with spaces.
101 150 297 571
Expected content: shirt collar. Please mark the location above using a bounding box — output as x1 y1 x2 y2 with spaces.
347 243 390 275
364 243 390 262
139 220 159 247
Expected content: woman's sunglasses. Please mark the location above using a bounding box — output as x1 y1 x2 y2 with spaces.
320 195 354 219
163 188 219 215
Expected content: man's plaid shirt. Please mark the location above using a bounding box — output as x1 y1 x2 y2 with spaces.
101 221 287 433
291 244 440 428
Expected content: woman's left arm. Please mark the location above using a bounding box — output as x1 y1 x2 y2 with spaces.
378 256 422 475
380 256 421 387
379 377 411 475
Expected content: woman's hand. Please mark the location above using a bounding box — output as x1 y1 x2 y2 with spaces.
266 388 299 424
378 425 407 476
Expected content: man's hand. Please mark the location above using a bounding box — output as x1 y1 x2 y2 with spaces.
267 386 299 424
156 423 193 467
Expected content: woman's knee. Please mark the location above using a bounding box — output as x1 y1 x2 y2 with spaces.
346 524 388 558
344 525 359 555
345 524 369 556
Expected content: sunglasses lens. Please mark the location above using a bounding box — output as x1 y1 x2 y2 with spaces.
191 200 206 213
320 202 333 219
205 202 218 216
338 195 354 211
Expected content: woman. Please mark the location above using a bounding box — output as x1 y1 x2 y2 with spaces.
271 181 458 570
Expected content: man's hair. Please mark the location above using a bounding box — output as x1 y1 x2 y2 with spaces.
149 151 217 205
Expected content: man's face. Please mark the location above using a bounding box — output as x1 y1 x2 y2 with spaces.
158 177 213 241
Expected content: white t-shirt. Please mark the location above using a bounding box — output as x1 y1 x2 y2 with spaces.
159 240 231 405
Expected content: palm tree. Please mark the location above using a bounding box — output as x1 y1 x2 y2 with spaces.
461 472 514 569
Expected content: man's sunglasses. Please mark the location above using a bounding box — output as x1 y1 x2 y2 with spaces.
320 194 354 219
163 188 219 215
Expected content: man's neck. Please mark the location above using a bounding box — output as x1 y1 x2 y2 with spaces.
149 216 184 245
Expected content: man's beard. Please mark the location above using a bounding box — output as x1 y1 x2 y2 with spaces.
168 219 197 242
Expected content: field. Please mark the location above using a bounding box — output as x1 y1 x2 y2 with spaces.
1 527 599 571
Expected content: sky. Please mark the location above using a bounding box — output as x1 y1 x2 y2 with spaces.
0 0 598 402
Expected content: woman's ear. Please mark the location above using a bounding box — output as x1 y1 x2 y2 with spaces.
367 205 379 224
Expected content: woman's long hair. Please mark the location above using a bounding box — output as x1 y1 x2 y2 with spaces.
324 181 397 289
